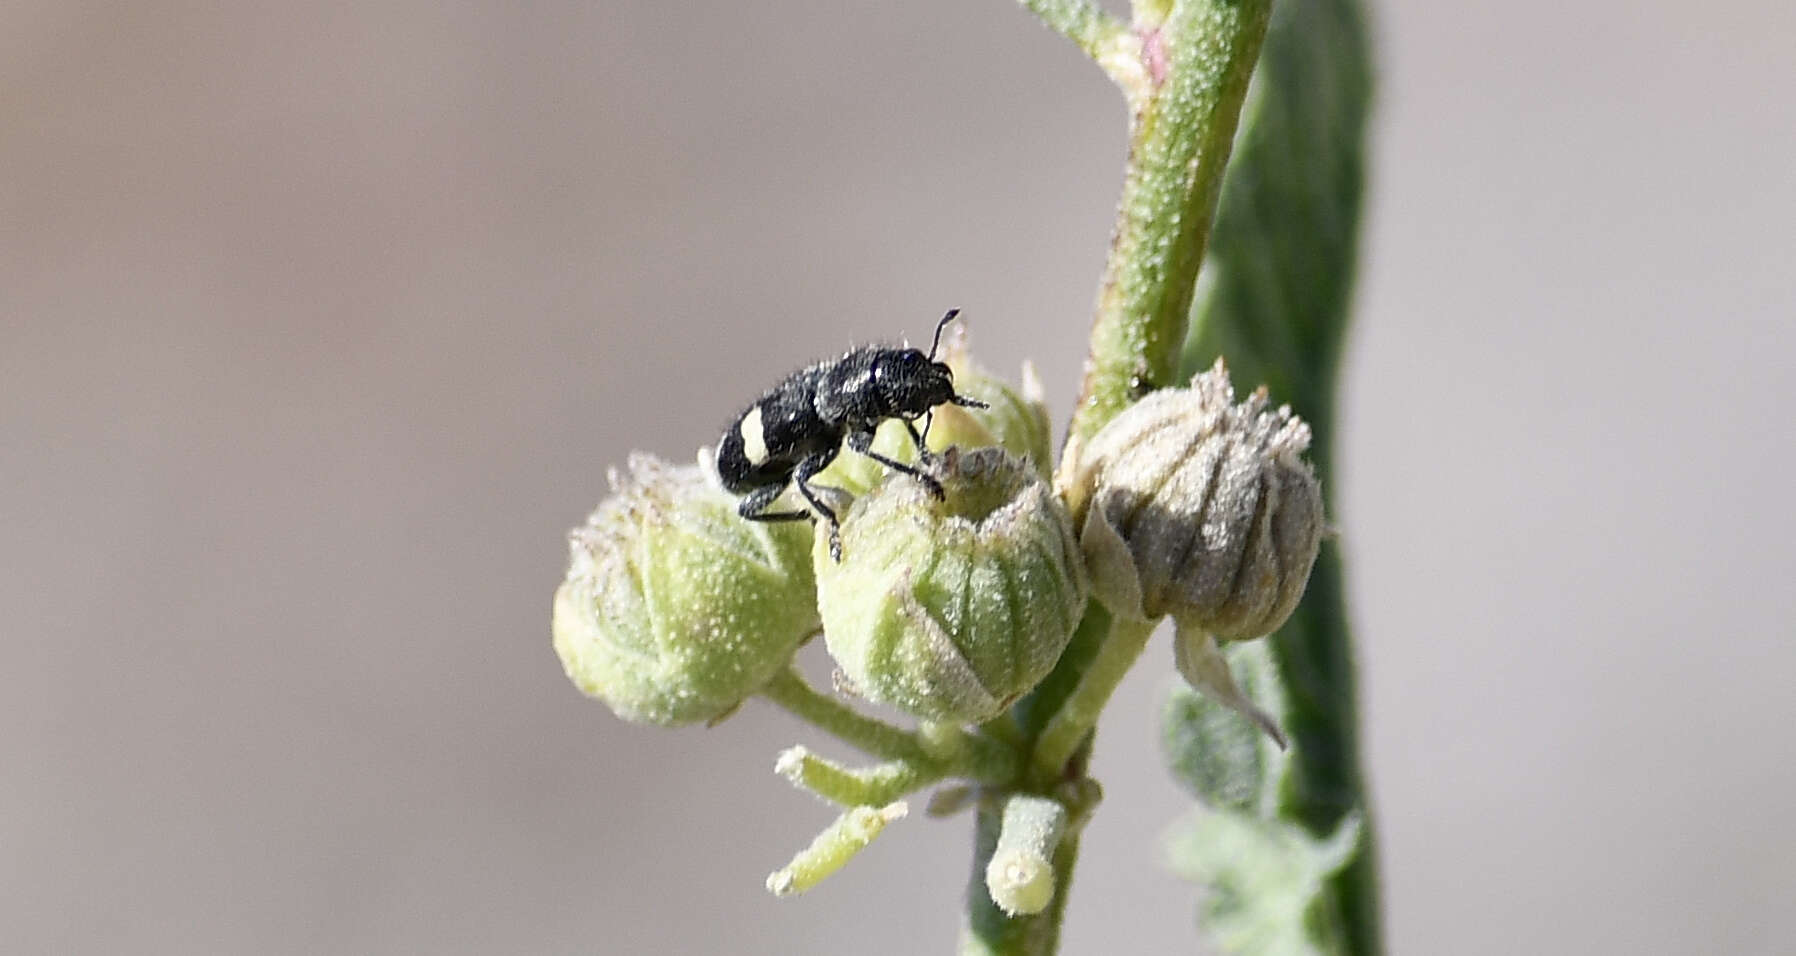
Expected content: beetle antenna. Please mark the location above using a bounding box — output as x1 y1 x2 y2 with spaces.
927 308 961 361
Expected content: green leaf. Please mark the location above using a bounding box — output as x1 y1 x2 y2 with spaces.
1161 642 1287 814
1165 810 1362 956
1171 0 1380 952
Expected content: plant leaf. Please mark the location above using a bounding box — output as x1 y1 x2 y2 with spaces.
1165 810 1362 956
1161 642 1287 815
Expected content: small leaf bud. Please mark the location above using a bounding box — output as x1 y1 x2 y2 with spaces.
1068 358 1323 642
551 452 818 727
984 795 1068 916
766 802 909 897
817 448 1087 724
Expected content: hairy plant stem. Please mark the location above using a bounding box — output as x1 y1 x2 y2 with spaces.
761 667 1018 792
968 0 1272 950
762 666 933 763
776 747 932 807
1028 616 1156 784
1058 0 1273 481
960 789 1093 956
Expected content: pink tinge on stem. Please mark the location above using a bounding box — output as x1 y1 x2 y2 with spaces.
1140 28 1169 88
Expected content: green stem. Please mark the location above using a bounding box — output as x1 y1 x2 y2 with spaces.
960 783 1099 955
766 802 908 897
775 747 933 807
1059 0 1274 478
974 0 1274 950
979 713 1027 749
924 722 1028 785
761 667 929 763
1037 822 1082 952
763 668 1021 788
1130 0 1174 30
960 799 1059 956
1028 616 1156 783
1013 604 1109 740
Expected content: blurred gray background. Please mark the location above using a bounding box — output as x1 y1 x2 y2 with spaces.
5 1 1793 953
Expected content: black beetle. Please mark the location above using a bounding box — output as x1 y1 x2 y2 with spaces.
714 309 987 559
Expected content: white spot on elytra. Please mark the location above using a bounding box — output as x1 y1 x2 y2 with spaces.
740 405 770 465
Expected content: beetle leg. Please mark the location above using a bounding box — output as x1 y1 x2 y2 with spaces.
847 429 945 501
908 416 934 461
791 446 845 560
738 483 809 522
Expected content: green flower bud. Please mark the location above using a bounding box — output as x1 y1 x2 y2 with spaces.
1068 358 1323 642
816 332 1054 496
817 447 1086 724
551 452 818 727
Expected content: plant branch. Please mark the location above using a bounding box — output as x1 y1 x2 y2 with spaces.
983 795 1069 916
761 666 931 763
1028 616 1157 783
776 747 933 807
1058 0 1274 482
1033 811 1086 954
763 669 1022 793
969 0 1276 950
767 802 908 897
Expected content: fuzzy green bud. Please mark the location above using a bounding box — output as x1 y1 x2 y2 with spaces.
816 332 1054 496
817 447 1086 724
1068 358 1323 641
551 452 818 726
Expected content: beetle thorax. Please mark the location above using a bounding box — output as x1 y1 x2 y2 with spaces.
870 351 953 419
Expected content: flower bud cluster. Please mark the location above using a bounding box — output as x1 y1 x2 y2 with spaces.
552 348 1320 752
554 348 1082 729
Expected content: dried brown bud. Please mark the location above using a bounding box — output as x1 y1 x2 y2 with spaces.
1068 358 1323 641
1066 359 1324 745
